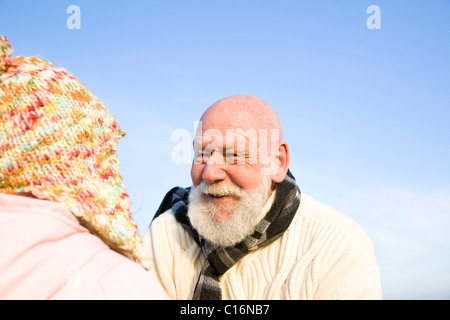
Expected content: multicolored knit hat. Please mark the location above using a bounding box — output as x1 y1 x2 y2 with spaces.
0 35 142 262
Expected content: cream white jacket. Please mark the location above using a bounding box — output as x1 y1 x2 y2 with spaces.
141 192 382 300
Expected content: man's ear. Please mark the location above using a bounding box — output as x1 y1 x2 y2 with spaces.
270 142 289 183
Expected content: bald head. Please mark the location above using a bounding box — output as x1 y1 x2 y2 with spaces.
200 95 283 140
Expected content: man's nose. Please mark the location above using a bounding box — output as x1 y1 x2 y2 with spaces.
202 153 227 183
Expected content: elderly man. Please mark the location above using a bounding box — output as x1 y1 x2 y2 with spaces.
141 95 382 300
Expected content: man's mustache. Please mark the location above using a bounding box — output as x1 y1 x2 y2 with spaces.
196 181 245 198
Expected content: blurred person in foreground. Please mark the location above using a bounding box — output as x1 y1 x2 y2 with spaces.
142 94 383 300
0 35 168 300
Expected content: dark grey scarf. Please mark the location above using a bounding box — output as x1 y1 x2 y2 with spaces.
151 170 301 300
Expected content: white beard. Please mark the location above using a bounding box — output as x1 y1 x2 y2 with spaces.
188 177 272 247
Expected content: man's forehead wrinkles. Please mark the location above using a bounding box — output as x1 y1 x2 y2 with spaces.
196 124 281 139
195 129 252 145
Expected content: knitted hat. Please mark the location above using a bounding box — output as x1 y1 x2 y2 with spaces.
0 35 142 262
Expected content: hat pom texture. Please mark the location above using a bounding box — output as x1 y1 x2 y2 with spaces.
0 36 142 262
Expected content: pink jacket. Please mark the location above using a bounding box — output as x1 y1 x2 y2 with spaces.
0 194 168 300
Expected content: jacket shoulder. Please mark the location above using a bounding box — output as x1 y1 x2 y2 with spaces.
298 193 370 236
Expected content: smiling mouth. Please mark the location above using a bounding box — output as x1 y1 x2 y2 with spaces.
204 193 237 203
208 194 228 198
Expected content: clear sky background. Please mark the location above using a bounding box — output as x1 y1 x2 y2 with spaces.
1 0 449 299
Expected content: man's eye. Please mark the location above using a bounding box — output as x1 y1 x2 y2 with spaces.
225 153 241 164
194 152 209 164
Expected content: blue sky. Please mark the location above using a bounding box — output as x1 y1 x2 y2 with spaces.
1 0 449 299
